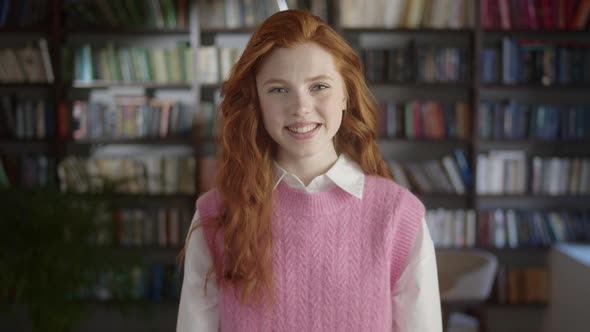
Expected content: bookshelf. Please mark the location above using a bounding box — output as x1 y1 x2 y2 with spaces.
1 0 589 331
475 1 589 328
1 2 194 324
339 1 589 331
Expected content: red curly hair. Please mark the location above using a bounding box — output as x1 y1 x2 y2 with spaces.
180 9 393 311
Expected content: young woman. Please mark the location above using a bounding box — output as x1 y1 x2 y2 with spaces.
177 9 442 332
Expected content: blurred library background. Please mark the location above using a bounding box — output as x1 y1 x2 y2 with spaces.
1 0 589 331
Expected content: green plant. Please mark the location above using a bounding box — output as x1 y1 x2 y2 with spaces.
0 188 136 332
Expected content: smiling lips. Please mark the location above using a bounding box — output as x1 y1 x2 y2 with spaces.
285 122 322 138
287 123 321 133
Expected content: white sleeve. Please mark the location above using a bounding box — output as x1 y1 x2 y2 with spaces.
391 217 442 332
176 210 219 332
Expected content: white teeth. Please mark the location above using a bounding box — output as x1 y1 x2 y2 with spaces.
287 124 319 134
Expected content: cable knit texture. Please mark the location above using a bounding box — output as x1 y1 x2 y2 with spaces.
196 175 424 331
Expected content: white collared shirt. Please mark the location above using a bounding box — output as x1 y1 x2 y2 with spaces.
177 154 442 332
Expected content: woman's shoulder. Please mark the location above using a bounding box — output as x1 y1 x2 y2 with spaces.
195 188 221 216
197 187 219 200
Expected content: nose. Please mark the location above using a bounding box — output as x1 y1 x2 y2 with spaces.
291 92 312 116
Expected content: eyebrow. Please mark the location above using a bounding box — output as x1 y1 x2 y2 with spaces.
262 75 334 86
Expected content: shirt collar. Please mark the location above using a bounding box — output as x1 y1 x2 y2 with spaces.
272 154 365 199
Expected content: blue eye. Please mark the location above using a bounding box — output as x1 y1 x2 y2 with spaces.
269 87 287 93
311 84 329 91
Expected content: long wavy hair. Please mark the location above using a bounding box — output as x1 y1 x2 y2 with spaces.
179 9 393 311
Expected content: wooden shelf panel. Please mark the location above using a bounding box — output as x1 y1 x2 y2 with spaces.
484 29 590 40
62 193 196 208
379 138 471 144
0 82 53 88
0 26 47 34
0 139 53 144
418 193 471 209
63 192 196 199
201 27 255 34
437 246 554 266
343 28 473 35
484 29 590 33
480 84 590 103
0 140 52 153
481 83 590 90
69 137 193 145
371 81 472 88
478 139 590 156
200 83 222 90
479 139 590 145
70 81 192 89
478 195 590 209
65 27 190 35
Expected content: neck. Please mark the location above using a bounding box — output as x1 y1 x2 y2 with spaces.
276 149 338 186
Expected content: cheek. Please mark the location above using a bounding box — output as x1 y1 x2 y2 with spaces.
318 96 344 124
259 100 283 132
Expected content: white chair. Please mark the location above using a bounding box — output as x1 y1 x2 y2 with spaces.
436 249 499 332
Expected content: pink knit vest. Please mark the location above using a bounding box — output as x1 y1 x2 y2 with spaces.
196 175 424 331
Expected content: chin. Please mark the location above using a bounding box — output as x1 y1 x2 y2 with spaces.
284 145 328 159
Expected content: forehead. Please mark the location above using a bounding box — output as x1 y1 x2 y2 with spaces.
256 42 340 79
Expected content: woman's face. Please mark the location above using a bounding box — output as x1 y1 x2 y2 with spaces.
255 42 347 165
